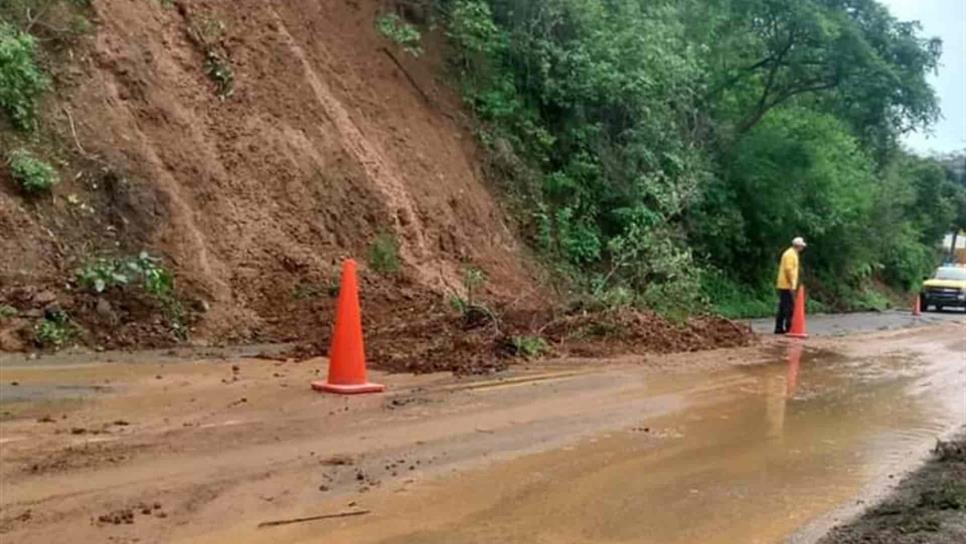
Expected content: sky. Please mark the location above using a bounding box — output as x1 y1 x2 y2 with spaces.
879 0 965 156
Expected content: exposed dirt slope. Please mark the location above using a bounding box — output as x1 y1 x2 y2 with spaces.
1 0 536 347
1 1 754 364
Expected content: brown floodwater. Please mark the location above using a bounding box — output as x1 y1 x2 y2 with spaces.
184 339 965 544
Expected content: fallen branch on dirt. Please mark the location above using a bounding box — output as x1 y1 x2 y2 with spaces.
257 509 370 528
63 106 90 158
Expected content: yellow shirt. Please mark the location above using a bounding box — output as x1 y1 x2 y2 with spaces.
776 247 799 290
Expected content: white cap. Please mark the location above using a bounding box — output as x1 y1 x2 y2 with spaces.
792 236 807 247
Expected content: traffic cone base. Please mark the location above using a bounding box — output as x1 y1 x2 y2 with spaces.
786 286 808 338
312 259 384 395
311 381 385 394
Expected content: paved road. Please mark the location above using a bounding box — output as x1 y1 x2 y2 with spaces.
749 309 966 336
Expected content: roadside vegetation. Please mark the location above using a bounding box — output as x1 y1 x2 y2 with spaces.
7 148 58 193
0 21 49 130
385 0 966 317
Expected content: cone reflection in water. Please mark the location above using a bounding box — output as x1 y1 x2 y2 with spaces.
767 340 803 439
765 370 787 440
785 340 803 399
310 259 384 395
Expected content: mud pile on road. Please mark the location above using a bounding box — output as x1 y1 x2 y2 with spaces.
290 294 753 375
0 285 196 352
819 432 966 543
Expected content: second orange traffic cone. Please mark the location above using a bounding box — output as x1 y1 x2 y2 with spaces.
912 294 921 317
786 286 808 338
311 259 384 395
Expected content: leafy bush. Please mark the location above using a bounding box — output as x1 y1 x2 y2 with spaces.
854 289 891 312
75 252 185 338
292 280 339 300
188 18 234 100
449 266 495 324
376 13 422 57
76 252 173 297
702 272 774 319
0 304 17 319
7 149 58 193
34 309 73 349
509 335 548 359
367 233 401 274
203 50 234 99
0 22 49 129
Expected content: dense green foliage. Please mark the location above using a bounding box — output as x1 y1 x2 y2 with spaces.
75 252 186 339
7 148 58 193
75 252 174 298
0 22 48 129
34 309 73 348
430 0 965 315
377 13 424 57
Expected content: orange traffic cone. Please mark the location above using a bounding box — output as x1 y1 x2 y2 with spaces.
311 259 384 395
912 294 921 317
786 286 808 338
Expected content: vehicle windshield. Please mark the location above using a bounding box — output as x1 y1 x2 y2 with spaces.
934 267 966 281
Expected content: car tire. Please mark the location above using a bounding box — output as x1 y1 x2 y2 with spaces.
937 305 944 312
920 294 929 312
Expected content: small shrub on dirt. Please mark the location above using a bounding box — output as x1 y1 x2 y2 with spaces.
0 304 17 320
34 309 73 349
367 233 401 274
508 335 548 359
896 511 942 534
376 13 422 57
448 266 498 328
463 266 485 301
292 279 339 300
7 149 58 193
918 482 966 510
203 51 234 100
76 252 172 297
188 18 234 100
0 22 49 130
75 252 186 338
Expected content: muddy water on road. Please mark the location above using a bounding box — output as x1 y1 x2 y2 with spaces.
206 340 965 544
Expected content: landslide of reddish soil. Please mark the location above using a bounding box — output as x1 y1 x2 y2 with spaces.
0 0 751 365
1 0 537 349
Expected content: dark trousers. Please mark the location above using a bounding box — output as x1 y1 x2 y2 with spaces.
775 289 794 333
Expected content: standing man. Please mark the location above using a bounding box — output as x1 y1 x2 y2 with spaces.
775 237 807 334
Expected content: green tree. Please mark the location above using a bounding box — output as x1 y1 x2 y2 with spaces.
699 0 940 153
695 108 876 286
440 0 948 314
